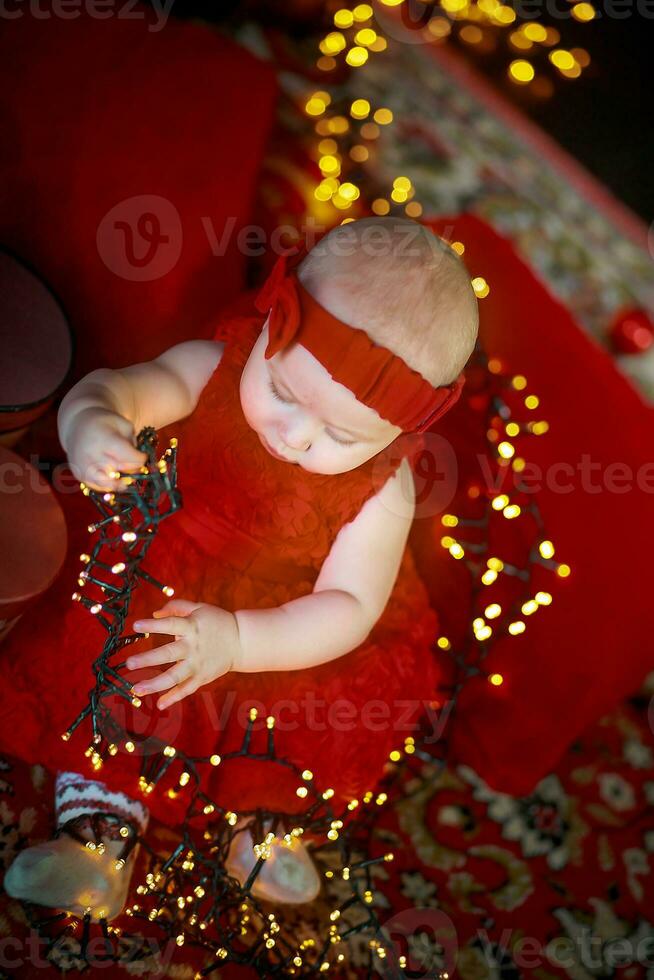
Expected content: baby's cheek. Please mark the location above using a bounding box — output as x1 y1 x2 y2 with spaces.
238 385 262 431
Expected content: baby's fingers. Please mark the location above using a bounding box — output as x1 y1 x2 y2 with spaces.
124 647 181 671
133 616 191 637
105 434 148 470
132 663 191 698
158 679 199 711
151 599 201 619
79 460 128 493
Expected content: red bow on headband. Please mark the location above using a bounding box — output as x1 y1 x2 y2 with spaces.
254 251 304 355
254 250 466 433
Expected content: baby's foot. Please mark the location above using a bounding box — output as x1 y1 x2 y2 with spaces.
4 816 139 921
225 818 321 905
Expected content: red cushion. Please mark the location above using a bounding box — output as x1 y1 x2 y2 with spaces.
411 213 653 796
0 4 278 379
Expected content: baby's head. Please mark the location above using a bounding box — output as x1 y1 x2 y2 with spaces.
240 216 479 475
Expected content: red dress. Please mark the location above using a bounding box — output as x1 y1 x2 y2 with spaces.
0 298 443 829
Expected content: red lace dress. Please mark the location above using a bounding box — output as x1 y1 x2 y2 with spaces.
0 300 443 829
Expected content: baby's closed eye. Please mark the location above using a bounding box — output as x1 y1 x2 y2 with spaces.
268 380 357 446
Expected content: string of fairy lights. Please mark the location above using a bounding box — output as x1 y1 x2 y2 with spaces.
436 341 571 702
301 0 594 221
312 0 593 110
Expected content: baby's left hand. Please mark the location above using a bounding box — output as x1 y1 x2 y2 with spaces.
125 599 241 710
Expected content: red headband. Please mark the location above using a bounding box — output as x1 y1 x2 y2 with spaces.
253 247 466 434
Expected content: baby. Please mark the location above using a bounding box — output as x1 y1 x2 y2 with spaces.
4 216 478 919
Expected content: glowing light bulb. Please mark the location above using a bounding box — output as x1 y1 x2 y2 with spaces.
373 107 393 125
572 2 595 20
346 46 369 67
549 49 576 71
355 28 377 45
334 8 354 27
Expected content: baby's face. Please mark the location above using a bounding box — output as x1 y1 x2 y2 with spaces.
240 318 403 475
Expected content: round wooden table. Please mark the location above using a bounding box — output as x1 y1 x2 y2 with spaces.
0 249 73 447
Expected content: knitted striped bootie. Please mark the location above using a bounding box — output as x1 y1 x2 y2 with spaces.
4 771 148 922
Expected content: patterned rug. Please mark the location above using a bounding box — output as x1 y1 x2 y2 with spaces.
2 675 654 978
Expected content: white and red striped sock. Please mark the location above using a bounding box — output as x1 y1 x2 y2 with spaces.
55 771 149 835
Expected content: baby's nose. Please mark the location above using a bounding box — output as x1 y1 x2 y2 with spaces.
281 420 313 451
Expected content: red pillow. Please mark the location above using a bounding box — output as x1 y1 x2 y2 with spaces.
410 214 653 796
0 4 278 379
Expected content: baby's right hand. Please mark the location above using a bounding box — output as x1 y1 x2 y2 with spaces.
64 407 148 492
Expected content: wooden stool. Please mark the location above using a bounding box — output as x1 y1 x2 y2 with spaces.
0 445 67 642
0 250 73 448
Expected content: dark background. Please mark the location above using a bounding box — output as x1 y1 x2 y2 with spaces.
162 0 653 225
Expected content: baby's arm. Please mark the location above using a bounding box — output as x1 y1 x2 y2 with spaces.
234 458 416 672
57 340 224 490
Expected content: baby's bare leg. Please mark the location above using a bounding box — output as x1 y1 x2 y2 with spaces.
4 772 148 921
225 816 321 905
